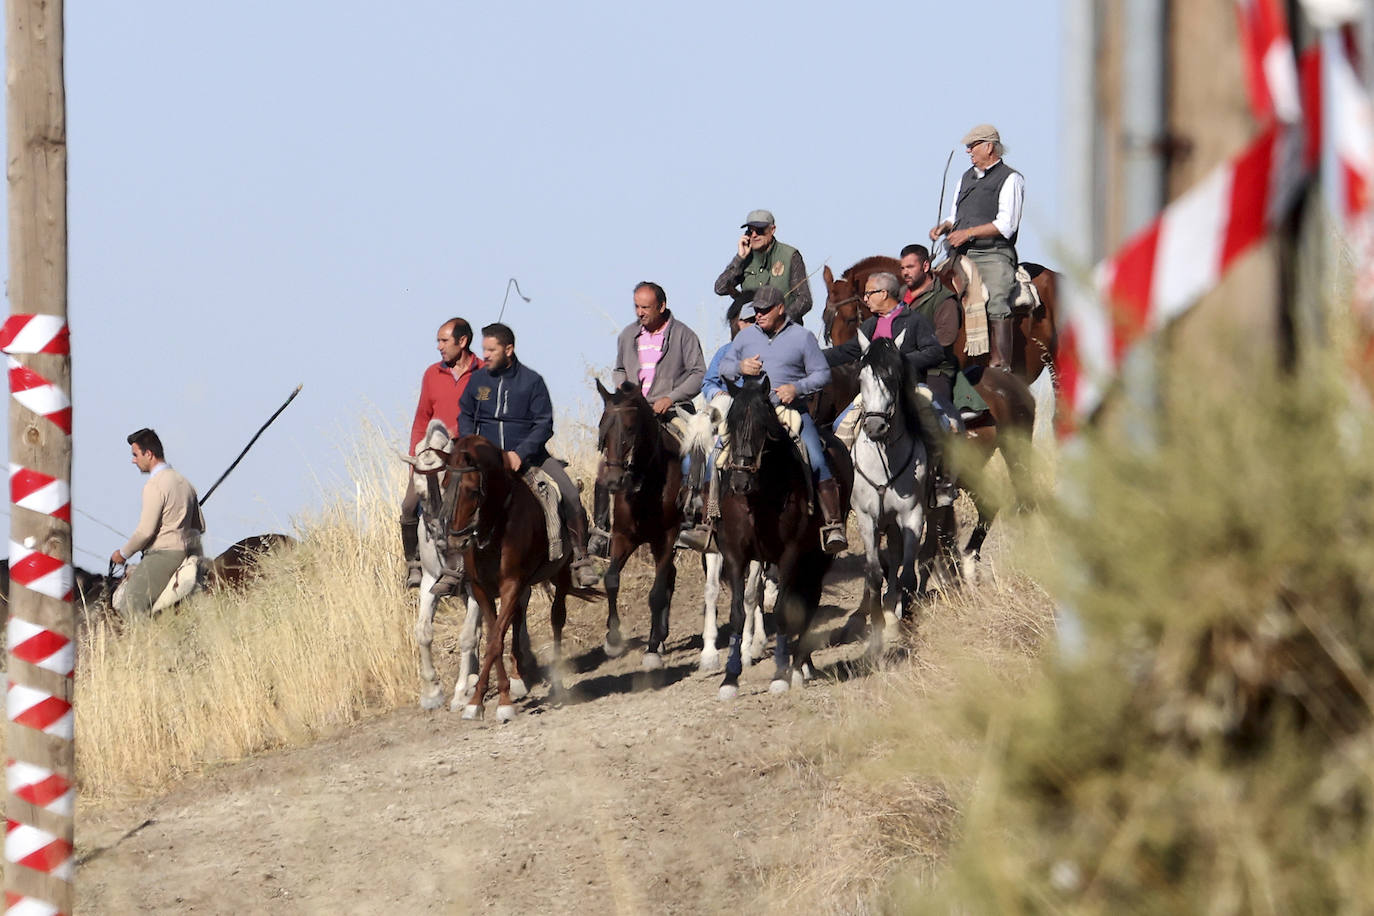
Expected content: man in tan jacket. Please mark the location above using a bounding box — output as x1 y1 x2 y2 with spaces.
110 428 206 614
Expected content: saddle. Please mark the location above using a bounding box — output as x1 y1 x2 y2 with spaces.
1013 265 1041 312
521 465 565 563
111 553 206 614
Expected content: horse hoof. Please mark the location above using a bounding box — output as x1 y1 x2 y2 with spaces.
791 670 805 690
419 692 444 711
698 651 720 673
641 652 663 671
496 705 517 722
603 636 626 658
461 704 484 721
718 684 739 701
769 678 790 695
509 678 528 700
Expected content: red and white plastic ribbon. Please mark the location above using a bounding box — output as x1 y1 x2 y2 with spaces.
10 467 70 524
0 316 68 357
4 890 64 916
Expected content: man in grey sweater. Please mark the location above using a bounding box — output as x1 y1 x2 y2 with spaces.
111 428 205 614
589 281 706 557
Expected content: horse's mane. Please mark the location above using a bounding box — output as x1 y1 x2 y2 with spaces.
726 376 785 458
859 337 911 413
841 255 901 282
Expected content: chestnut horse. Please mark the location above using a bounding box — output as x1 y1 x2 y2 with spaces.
716 374 854 698
446 434 595 721
595 379 685 670
821 255 1060 387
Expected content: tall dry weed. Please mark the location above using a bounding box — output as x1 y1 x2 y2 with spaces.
76 414 419 802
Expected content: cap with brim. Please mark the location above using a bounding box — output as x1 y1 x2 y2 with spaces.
741 208 775 229
746 286 786 315
961 124 1001 146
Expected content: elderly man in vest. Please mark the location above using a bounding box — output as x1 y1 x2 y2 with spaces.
929 124 1024 370
714 209 813 325
719 285 848 553
110 427 206 615
588 281 707 557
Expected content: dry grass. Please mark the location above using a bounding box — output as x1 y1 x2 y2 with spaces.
75 415 419 802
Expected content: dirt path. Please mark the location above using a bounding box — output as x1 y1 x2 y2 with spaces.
78 550 890 914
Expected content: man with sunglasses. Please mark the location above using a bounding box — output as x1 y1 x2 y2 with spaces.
713 209 812 324
929 124 1024 370
822 271 958 507
718 286 848 553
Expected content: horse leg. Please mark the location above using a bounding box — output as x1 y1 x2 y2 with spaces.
769 553 803 693
718 551 749 700
449 593 483 711
743 560 767 664
699 552 722 672
462 582 501 721
601 533 633 658
548 567 571 701
492 584 529 723
894 507 924 643
506 593 533 702
857 511 884 659
642 538 677 671
414 579 444 710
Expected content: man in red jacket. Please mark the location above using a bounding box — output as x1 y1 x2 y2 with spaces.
401 317 479 588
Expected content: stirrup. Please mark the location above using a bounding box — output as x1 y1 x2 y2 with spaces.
587 526 611 559
675 525 715 552
430 570 464 597
821 525 848 555
405 563 423 590
571 558 601 588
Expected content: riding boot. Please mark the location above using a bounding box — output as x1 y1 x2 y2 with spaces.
817 478 849 554
401 520 422 589
989 317 1015 371
587 479 611 558
565 509 602 588
675 467 718 551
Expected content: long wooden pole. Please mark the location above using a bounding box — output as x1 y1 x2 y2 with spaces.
4 0 74 913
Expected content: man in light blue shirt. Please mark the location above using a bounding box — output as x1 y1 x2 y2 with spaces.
719 286 847 553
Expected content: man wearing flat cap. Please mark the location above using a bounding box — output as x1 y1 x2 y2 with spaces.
929 124 1024 370
714 208 813 325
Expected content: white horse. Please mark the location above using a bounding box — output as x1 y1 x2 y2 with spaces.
402 419 533 712
850 329 929 656
679 401 771 672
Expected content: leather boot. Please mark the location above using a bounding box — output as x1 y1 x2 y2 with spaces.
587 479 611 558
565 508 602 588
401 520 422 589
989 317 1015 371
906 384 957 508
817 478 849 554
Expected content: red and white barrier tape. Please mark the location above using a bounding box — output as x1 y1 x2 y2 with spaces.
4 891 63 916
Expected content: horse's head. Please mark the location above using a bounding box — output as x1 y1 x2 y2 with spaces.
823 266 865 347
724 374 782 495
447 435 504 551
400 419 456 539
857 329 908 443
595 378 656 493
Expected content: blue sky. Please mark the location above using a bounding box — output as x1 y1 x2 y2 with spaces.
2 1 1063 566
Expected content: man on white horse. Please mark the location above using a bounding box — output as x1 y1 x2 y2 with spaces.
823 271 958 507
588 281 706 558
110 428 206 615
929 123 1024 370
718 285 848 553
400 317 479 588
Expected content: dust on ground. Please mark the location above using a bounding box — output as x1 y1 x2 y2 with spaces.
77 546 964 914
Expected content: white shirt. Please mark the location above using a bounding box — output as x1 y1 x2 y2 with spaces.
947 161 1025 240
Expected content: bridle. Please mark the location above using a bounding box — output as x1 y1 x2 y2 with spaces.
443 463 487 548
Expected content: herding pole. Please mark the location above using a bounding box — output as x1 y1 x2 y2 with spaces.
3 0 76 912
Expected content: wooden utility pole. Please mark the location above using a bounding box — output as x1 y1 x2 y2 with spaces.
4 0 74 913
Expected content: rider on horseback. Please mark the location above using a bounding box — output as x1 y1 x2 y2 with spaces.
718 285 849 554
589 281 706 557
823 270 959 508
929 123 1024 371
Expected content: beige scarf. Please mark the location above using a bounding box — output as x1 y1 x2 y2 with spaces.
956 255 991 357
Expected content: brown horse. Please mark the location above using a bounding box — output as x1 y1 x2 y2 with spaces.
924 364 1039 584
716 374 854 697
821 255 1060 387
595 379 684 670
445 434 593 721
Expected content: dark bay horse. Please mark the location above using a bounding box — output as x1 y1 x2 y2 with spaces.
716 375 854 697
595 379 684 670
822 255 1060 388
446 434 595 721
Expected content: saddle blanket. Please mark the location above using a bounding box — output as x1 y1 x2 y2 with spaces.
522 465 565 563
1014 265 1041 311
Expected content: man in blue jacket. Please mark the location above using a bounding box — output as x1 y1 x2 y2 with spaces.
719 286 848 553
457 322 597 588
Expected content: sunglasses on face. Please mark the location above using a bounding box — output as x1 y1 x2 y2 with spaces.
744 226 771 237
